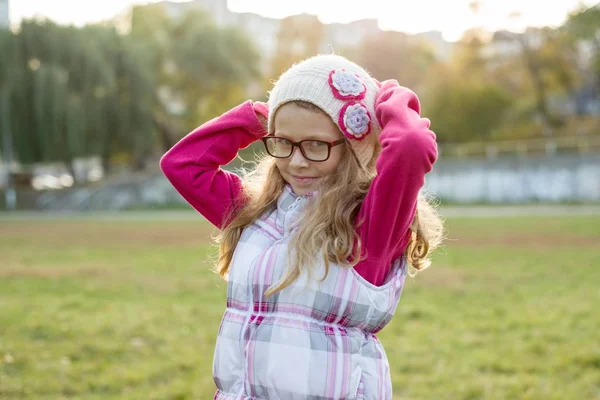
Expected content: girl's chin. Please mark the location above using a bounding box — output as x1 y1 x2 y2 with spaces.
289 181 319 196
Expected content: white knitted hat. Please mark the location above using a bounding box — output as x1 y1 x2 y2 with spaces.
268 55 381 168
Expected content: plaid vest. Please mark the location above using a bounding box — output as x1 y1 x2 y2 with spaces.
213 186 407 399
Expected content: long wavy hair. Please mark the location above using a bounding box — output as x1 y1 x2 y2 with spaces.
215 101 443 296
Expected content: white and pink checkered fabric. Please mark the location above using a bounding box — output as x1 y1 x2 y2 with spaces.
212 185 407 399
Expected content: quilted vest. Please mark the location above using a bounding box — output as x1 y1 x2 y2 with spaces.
213 185 407 399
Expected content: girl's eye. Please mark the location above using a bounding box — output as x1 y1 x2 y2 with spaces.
309 141 326 148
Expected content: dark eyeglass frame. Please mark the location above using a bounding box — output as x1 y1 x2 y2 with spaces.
261 136 346 162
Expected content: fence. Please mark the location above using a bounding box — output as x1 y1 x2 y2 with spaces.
426 152 600 203
438 135 600 160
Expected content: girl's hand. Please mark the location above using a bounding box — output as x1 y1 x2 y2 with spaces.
257 114 267 132
253 101 269 134
374 80 414 129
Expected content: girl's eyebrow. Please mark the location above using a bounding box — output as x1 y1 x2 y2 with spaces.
273 132 334 141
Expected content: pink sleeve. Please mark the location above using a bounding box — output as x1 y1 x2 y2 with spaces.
159 100 268 229
353 81 438 286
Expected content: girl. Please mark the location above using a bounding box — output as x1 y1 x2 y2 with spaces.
161 55 442 399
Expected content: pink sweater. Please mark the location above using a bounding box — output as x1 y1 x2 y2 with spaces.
160 80 438 286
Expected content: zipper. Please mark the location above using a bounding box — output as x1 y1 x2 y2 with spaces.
288 197 302 210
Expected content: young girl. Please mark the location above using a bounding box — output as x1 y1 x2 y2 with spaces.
161 55 442 399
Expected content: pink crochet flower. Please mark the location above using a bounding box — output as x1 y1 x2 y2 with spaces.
328 69 366 100
339 102 371 141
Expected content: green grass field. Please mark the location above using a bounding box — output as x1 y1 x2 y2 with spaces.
1 214 599 399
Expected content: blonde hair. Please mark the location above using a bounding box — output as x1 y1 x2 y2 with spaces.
215 101 443 295
406 191 445 274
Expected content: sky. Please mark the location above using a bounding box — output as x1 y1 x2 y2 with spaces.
7 0 598 42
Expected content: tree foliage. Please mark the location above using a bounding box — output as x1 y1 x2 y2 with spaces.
0 21 155 173
129 5 261 148
422 64 512 143
564 4 600 81
2 2 600 174
0 6 261 172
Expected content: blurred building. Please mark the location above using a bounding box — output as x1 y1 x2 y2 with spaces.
321 19 380 53
414 31 454 61
153 0 281 64
161 0 232 25
484 28 545 60
0 0 9 29
233 11 281 64
148 0 452 63
485 27 600 117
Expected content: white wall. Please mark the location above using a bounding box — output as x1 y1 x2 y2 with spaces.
425 154 600 203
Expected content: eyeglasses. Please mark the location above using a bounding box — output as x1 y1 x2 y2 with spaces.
261 136 346 162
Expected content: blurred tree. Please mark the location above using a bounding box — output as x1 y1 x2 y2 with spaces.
564 4 600 83
170 11 261 128
491 9 590 132
130 6 261 148
491 23 583 132
0 29 17 147
129 4 174 151
540 28 580 97
419 27 511 142
0 29 18 207
0 7 260 177
422 63 512 142
460 0 489 78
493 27 556 130
357 31 436 91
452 28 490 80
0 20 155 176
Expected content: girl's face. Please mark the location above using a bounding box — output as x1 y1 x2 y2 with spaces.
273 102 346 196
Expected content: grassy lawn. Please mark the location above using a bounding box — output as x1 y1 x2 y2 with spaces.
0 214 599 399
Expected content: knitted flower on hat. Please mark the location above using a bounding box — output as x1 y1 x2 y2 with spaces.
340 102 371 140
328 69 366 100
268 55 381 169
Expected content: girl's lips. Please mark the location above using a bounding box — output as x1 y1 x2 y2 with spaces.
292 175 318 184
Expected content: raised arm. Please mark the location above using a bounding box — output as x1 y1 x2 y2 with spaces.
160 101 268 228
354 81 438 285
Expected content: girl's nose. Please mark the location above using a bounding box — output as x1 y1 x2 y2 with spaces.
288 147 309 168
